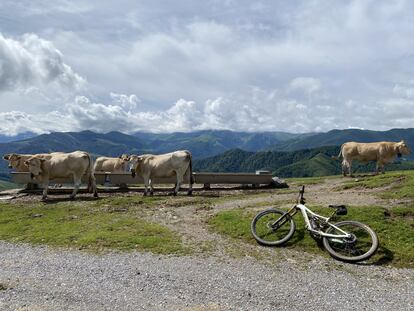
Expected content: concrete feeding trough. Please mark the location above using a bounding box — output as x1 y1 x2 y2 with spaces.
10 171 285 191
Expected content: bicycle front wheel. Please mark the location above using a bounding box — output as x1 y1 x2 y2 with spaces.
251 209 296 246
322 221 378 262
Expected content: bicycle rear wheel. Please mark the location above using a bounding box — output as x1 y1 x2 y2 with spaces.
322 221 378 262
251 209 295 246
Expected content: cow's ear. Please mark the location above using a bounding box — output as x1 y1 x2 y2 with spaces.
40 158 46 162
119 155 122 159
3 154 10 160
24 160 30 166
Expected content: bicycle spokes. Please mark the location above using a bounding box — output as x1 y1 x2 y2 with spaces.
326 224 374 258
255 213 292 242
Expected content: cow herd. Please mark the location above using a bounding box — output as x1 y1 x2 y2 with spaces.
3 150 193 200
2 140 411 200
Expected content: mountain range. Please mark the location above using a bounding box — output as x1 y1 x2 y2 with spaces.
1 128 413 180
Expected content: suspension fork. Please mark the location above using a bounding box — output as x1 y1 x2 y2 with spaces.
271 206 297 229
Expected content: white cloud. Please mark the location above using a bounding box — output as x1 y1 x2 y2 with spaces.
289 77 321 95
110 93 139 110
1 1 414 134
0 33 85 92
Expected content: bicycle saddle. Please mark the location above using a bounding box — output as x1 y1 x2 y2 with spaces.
329 204 346 209
329 205 347 215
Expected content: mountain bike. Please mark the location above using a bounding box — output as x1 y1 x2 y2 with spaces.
251 186 379 262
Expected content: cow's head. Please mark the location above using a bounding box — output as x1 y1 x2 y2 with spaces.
3 153 21 169
119 154 130 161
119 154 131 171
396 140 411 157
24 156 45 179
128 154 143 177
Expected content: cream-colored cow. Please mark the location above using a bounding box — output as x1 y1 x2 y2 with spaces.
3 152 64 171
129 150 194 196
24 151 98 199
334 140 411 176
93 154 130 173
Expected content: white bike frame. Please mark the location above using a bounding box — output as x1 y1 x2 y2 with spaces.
294 204 351 239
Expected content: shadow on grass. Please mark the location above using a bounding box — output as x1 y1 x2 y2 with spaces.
370 246 394 266
284 228 305 246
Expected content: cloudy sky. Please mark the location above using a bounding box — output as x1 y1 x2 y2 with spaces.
1 0 414 135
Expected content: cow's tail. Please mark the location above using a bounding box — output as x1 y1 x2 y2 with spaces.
332 145 343 160
85 153 98 197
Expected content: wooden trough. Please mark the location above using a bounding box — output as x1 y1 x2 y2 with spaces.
10 171 277 190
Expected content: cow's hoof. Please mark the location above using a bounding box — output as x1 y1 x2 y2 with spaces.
41 196 48 201
150 192 154 196
143 192 147 197
94 193 99 198
187 191 193 196
168 192 177 196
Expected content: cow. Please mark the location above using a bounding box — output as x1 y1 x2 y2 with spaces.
3 152 64 172
333 140 411 176
93 155 131 173
129 150 194 196
3 153 38 172
24 151 98 200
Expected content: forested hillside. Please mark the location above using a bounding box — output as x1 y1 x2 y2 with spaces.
194 146 414 177
272 128 414 159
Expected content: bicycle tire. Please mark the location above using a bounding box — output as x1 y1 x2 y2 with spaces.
251 209 296 246
322 221 379 262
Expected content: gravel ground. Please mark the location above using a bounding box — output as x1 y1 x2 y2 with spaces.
0 242 413 311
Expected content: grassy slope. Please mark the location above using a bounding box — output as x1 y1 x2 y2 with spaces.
337 170 414 199
208 205 414 268
0 196 187 255
209 170 414 268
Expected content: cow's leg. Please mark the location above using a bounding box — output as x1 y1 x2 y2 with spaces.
173 170 184 196
89 172 98 197
379 162 385 174
348 160 353 177
41 180 49 200
70 174 81 199
375 162 380 175
341 160 347 176
143 175 150 196
149 178 154 196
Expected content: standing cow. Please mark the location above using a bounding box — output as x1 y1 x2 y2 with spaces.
3 153 33 171
3 152 64 172
24 151 98 199
334 140 411 176
129 150 194 196
93 154 130 173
